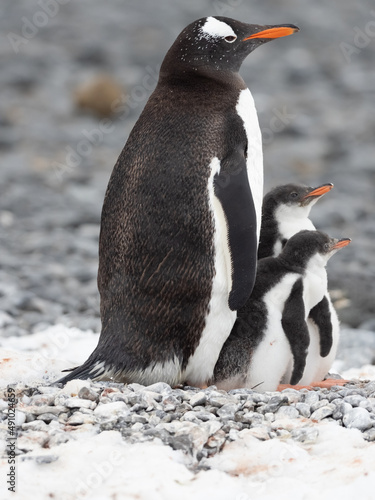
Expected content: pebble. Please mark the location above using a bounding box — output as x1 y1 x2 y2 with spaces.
275 406 300 420
291 427 319 443
310 405 335 421
190 392 207 407
93 401 129 419
64 397 97 410
343 407 373 431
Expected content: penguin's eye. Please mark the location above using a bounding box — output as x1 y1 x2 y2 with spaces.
324 243 330 251
290 192 298 199
224 35 237 43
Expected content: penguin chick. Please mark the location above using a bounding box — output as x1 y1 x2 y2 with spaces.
213 230 351 392
257 182 341 384
258 183 333 259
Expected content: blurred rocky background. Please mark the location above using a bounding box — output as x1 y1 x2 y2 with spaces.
0 0 374 344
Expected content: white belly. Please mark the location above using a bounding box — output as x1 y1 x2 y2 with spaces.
301 294 340 384
236 88 263 243
278 214 316 244
246 273 299 392
183 157 236 386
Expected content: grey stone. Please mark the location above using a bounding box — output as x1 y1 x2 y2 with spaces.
291 427 319 443
64 397 97 410
261 395 288 413
344 395 366 407
311 398 330 412
343 407 373 431
216 403 239 420
36 413 59 423
310 405 335 421
189 392 207 407
296 402 311 418
144 382 172 394
78 387 99 401
275 406 300 419
363 428 375 442
241 411 265 425
302 392 320 406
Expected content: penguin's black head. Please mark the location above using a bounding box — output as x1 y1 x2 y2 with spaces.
281 230 351 269
160 17 299 78
262 183 334 222
264 183 334 210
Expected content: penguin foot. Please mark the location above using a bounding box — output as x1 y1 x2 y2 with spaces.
277 378 350 391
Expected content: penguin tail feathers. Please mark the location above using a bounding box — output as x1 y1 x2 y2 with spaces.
54 360 108 385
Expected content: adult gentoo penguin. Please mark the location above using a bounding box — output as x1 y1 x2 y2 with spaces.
257 183 341 385
57 17 299 386
213 230 351 392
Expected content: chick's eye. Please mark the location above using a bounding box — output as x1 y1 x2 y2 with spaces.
225 35 237 43
290 192 298 198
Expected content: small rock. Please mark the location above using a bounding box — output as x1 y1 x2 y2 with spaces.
131 422 144 432
296 402 311 418
61 380 91 397
261 395 288 413
275 429 290 439
64 397 97 410
37 413 58 423
246 426 270 441
144 382 172 394
363 428 375 442
275 406 299 419
344 395 365 407
206 429 226 448
310 405 334 421
29 394 55 406
190 392 207 407
78 387 99 402
94 401 129 420
343 407 373 431
21 405 65 416
303 391 320 406
181 411 200 423
291 427 319 443
311 398 330 412
216 403 239 420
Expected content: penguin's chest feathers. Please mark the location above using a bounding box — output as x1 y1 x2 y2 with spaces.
276 207 316 242
303 260 328 312
236 88 263 241
182 158 235 385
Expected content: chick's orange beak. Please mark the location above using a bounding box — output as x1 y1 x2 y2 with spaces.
243 26 299 41
331 238 351 250
304 184 334 199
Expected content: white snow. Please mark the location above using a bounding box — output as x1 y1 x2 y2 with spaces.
1 324 375 500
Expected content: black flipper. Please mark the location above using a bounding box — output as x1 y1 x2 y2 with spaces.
214 149 258 311
308 295 333 358
281 278 310 385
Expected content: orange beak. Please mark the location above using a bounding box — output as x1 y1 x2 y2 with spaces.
304 183 334 199
331 238 351 250
243 26 299 41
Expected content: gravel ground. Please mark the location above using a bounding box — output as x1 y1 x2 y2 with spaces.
0 4 374 349
2 378 375 471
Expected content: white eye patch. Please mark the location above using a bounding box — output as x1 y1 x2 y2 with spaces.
200 17 237 41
